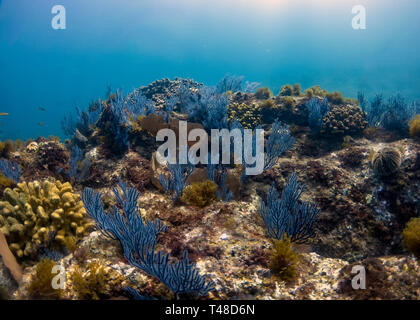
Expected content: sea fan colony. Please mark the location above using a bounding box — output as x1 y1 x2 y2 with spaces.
260 173 320 243
82 180 215 299
358 92 420 131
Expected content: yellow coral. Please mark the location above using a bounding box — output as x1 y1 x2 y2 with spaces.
0 179 93 258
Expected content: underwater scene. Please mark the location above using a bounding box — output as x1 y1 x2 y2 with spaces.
0 0 419 305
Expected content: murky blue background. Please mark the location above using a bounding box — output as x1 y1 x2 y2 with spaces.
0 0 419 140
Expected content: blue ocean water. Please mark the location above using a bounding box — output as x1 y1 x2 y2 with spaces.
0 0 418 140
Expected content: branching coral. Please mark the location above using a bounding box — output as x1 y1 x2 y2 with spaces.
0 180 93 258
215 74 260 94
81 180 215 299
125 89 156 119
260 173 320 243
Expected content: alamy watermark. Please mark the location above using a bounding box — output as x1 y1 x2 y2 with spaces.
50 4 366 31
351 265 366 290
51 5 66 30
352 5 366 30
51 264 66 290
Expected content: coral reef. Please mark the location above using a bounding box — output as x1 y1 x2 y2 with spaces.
1 77 419 301
0 180 93 258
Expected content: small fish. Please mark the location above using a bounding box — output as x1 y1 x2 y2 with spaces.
0 113 8 116
38 122 45 126
39 107 46 111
